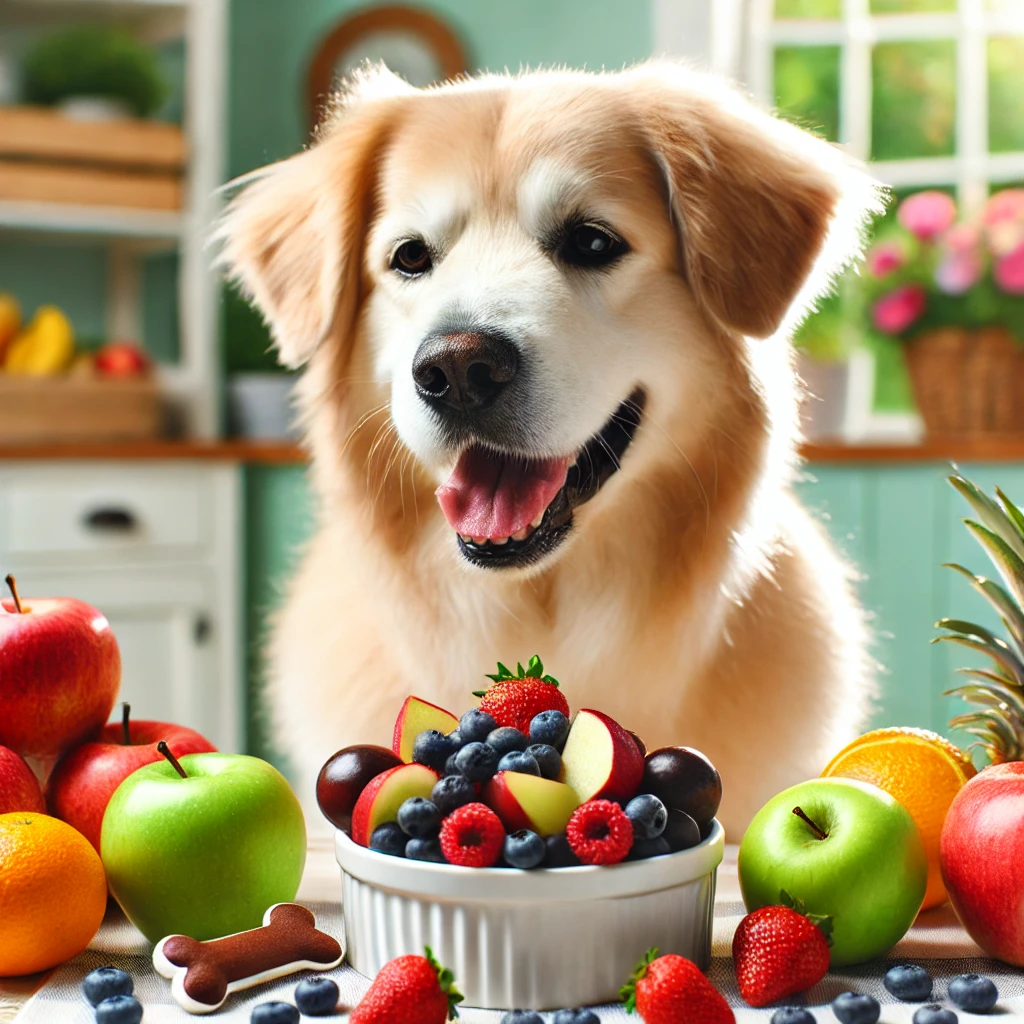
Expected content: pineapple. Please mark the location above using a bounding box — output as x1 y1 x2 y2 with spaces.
936 470 1024 764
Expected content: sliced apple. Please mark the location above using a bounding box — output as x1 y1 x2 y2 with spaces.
561 708 644 803
350 762 439 846
483 771 580 837
392 696 460 763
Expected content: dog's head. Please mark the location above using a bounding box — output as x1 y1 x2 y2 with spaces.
219 63 879 573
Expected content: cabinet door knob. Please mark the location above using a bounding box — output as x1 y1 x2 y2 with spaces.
83 507 138 531
194 614 212 645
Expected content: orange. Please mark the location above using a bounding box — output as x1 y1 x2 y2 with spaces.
0 812 107 976
821 727 976 911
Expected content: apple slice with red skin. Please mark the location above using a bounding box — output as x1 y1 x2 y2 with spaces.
351 762 440 846
392 696 459 763
0 743 45 814
483 770 580 837
561 708 645 803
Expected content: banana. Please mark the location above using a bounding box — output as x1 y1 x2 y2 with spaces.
4 306 75 376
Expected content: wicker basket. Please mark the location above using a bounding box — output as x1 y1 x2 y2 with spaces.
903 326 1024 437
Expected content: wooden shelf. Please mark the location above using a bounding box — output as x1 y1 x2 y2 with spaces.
804 438 1024 463
0 199 183 241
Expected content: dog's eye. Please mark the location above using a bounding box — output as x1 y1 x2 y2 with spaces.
391 240 432 277
560 223 628 268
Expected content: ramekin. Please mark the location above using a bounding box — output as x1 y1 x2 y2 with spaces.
335 820 724 1010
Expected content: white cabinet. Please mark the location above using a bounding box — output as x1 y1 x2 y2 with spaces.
0 461 242 752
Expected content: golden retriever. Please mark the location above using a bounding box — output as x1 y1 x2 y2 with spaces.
218 61 881 837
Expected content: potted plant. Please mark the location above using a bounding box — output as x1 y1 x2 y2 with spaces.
793 289 856 440
863 188 1024 438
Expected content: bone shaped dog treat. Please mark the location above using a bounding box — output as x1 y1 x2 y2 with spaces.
153 903 344 1014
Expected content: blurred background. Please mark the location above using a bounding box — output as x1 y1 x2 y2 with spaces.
0 0 1022 772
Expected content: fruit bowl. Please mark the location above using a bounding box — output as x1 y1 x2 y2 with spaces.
335 820 724 1010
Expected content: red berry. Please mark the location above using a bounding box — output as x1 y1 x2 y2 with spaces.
439 802 505 868
732 904 831 1007
566 799 633 865
350 947 462 1024
474 656 570 733
621 949 734 1024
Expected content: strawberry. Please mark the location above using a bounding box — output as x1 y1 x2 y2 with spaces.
350 946 463 1024
731 894 832 1007
473 655 570 733
621 948 734 1024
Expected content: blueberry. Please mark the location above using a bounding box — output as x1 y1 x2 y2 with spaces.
251 1003 300 1024
625 793 668 839
95 996 143 1024
412 729 457 773
83 967 133 1007
627 835 670 860
497 750 541 776
544 832 581 867
884 964 933 1001
444 751 461 776
552 1011 600 1024
500 1012 544 1024
503 829 546 869
487 727 528 757
431 774 476 816
447 729 463 748
396 796 441 838
369 821 407 857
405 836 447 862
529 710 570 750
832 992 880 1024
663 808 702 851
459 708 498 745
294 977 339 1016
771 1010 816 1024
913 1006 957 1024
948 973 998 1013
526 743 561 780
454 741 500 782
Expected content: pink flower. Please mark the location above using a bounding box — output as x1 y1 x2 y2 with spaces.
945 222 981 253
866 240 904 278
983 188 1024 226
898 191 957 242
872 285 927 335
935 249 983 294
995 242 1024 295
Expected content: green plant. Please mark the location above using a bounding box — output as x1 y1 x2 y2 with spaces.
936 471 1024 763
222 285 284 375
23 27 168 117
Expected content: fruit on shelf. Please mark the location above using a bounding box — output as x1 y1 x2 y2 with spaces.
392 697 459 763
474 655 570 733
822 726 975 910
0 574 121 766
48 703 217 852
738 777 927 966
316 744 402 832
482 770 580 836
350 762 439 847
3 305 74 376
350 947 463 1024
101 747 306 943
0 812 108 977
94 341 151 379
620 948 734 1024
0 292 20 362
561 708 644 803
0 744 45 814
641 746 722 834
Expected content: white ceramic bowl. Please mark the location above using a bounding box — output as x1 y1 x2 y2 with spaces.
335 821 724 1010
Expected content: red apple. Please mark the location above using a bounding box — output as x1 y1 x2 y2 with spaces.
483 770 579 836
0 577 121 766
941 761 1024 965
350 762 439 847
94 341 151 378
561 708 644 803
0 744 45 813
47 704 216 852
392 696 459 763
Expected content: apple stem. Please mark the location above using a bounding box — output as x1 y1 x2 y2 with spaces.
792 806 828 840
157 741 188 779
4 574 23 614
122 703 131 746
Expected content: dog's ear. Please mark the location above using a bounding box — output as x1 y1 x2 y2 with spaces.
638 65 883 339
216 67 411 368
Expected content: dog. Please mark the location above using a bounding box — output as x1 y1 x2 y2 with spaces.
218 61 882 838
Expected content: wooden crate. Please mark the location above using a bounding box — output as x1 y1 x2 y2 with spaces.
0 376 164 443
0 161 181 211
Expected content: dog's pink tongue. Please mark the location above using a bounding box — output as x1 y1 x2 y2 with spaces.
436 448 569 538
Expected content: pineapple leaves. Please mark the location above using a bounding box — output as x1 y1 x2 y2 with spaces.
949 472 1024 561
942 564 1024 658
962 520 1024 610
933 633 1024 684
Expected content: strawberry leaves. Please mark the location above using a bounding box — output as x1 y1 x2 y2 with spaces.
619 946 659 1014
424 946 463 1020
473 654 560 696
779 889 834 945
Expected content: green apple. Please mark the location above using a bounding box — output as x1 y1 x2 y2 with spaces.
738 777 927 966
101 752 306 943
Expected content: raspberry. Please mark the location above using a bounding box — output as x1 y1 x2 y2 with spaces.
566 800 634 865
439 802 505 867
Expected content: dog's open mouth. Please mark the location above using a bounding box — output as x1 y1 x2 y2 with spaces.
435 388 646 569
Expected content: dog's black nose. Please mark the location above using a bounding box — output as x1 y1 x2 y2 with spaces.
412 332 519 412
